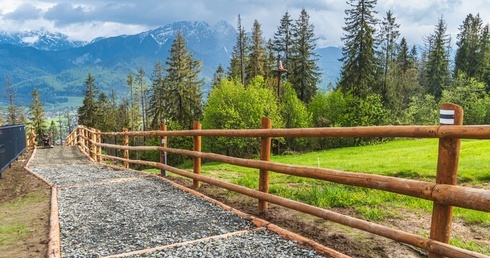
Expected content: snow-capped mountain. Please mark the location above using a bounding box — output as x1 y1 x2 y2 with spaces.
0 28 86 51
0 21 342 107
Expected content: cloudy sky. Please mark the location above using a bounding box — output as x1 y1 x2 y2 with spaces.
0 0 489 47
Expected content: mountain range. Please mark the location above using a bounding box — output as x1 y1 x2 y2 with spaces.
0 21 342 109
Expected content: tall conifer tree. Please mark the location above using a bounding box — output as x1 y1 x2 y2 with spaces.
29 88 46 142
377 10 400 103
148 61 168 129
228 15 248 85
338 0 379 98
246 20 267 83
289 9 321 103
77 73 99 127
164 30 204 128
423 17 451 100
273 11 293 73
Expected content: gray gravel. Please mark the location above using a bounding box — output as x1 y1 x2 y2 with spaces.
130 229 324 258
30 147 326 257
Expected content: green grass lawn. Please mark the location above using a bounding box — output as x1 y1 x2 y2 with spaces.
146 138 490 253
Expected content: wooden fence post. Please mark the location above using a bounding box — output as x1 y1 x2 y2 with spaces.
77 126 81 146
193 121 202 188
160 124 167 176
123 128 129 169
258 117 272 213
428 103 463 258
90 128 97 161
96 129 102 163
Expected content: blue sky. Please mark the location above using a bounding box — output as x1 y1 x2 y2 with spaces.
0 0 489 47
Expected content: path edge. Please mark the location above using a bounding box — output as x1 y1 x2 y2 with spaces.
23 147 61 258
101 163 349 258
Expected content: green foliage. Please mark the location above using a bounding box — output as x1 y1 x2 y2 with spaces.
280 83 313 151
406 94 439 125
202 76 282 157
308 90 389 148
442 74 490 125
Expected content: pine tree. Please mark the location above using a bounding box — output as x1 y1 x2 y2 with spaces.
228 14 248 85
338 0 379 98
377 10 400 103
246 20 267 83
423 17 451 100
77 73 99 127
289 9 321 103
165 30 204 128
148 61 169 129
29 88 46 142
273 11 293 74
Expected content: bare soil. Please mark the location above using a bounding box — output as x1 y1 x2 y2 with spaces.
164 176 490 258
0 149 51 258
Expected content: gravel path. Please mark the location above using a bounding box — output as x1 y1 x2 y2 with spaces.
29 147 326 257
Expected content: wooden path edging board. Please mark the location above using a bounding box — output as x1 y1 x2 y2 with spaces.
23 147 61 258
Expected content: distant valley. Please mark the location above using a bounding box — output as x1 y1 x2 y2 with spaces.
0 21 342 110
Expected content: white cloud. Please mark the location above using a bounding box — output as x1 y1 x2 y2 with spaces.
0 0 489 47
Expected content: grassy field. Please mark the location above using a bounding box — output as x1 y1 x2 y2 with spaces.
147 138 490 253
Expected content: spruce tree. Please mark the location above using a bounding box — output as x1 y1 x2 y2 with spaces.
377 10 400 103
338 0 379 98
246 20 267 83
479 25 490 90
48 120 58 144
273 11 293 73
211 64 226 89
126 73 141 131
454 14 483 78
135 67 148 131
148 61 168 129
228 14 248 85
4 74 22 125
423 17 451 100
77 73 99 128
165 30 204 128
29 88 46 142
289 9 321 103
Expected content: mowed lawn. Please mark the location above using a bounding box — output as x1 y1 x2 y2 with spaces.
170 139 490 223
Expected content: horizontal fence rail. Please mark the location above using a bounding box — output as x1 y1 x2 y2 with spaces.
0 124 26 177
66 103 490 258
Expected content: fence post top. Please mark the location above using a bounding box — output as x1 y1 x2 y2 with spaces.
440 103 463 125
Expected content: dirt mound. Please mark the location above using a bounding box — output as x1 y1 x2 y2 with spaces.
0 150 51 258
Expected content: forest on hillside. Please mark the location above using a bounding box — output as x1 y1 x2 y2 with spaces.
4 0 490 162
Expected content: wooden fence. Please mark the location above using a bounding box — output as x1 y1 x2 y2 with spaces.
65 103 490 258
